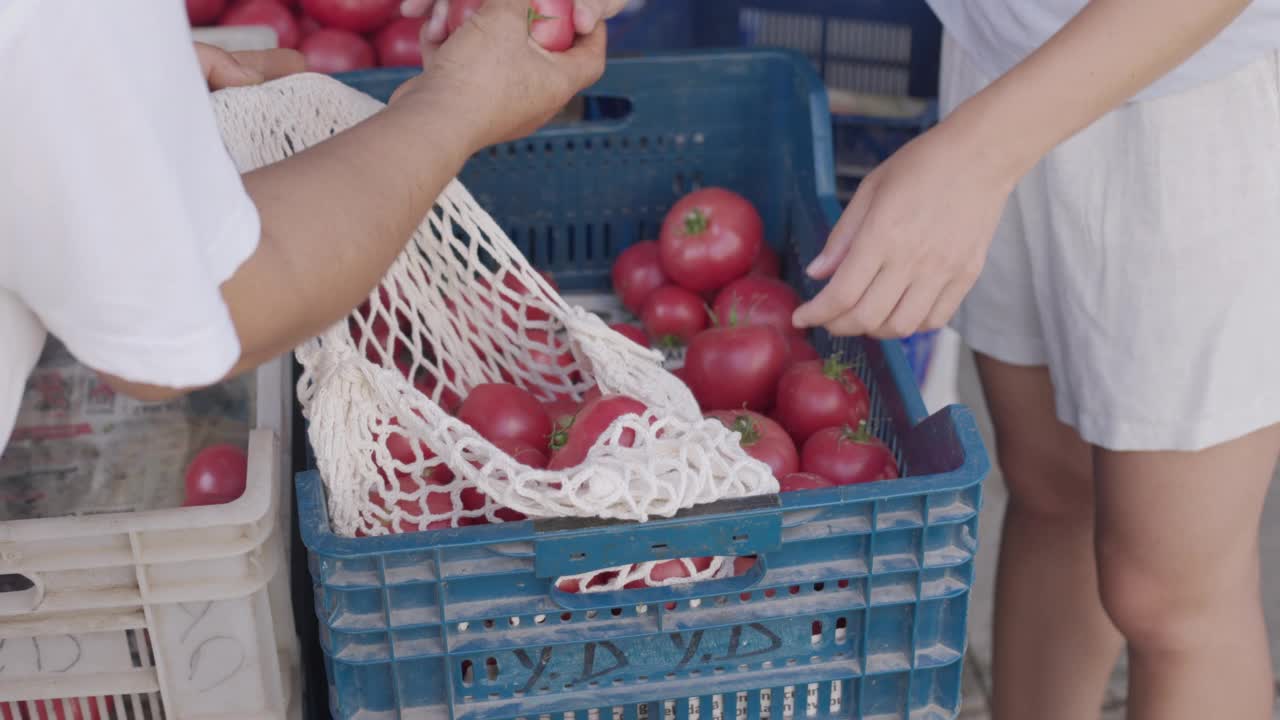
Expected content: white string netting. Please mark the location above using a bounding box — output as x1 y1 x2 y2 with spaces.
209 74 777 587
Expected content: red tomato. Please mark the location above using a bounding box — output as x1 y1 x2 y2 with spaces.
788 335 821 364
367 471 456 532
542 395 581 428
751 244 781 278
300 0 398 32
221 0 301 48
632 557 715 588
640 286 709 348
445 0 484 33
772 357 871 447
528 0 575 52
683 324 788 412
611 241 668 313
706 410 798 478
457 383 553 450
658 188 763 293
557 570 618 594
778 472 835 492
548 395 648 470
183 444 249 506
374 16 424 66
732 555 758 576
609 323 649 348
800 423 899 486
301 28 376 72
460 438 541 520
712 275 802 339
669 365 692 388
298 12 323 37
502 270 558 327
509 328 579 387
376 416 452 484
187 0 228 25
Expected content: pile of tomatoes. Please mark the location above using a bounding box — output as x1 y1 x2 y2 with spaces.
609 186 900 491
346 186 901 590
188 0 574 73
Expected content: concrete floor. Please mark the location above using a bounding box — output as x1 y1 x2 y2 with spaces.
945 348 1280 719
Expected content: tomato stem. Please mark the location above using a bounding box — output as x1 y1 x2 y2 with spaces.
526 7 558 32
658 334 685 350
728 414 761 446
822 353 857 391
842 420 874 444
683 207 710 235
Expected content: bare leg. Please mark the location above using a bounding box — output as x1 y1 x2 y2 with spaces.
1094 425 1280 720
976 354 1124 720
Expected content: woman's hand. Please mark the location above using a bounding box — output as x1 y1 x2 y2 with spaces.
194 42 306 91
791 121 1016 339
392 0 608 151
399 0 628 56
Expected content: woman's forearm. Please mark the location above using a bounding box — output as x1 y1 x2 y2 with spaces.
221 84 474 375
948 0 1252 184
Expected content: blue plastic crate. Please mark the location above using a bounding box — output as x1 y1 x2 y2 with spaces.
307 51 988 720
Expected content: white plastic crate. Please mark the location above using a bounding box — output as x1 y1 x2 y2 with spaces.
0 359 299 719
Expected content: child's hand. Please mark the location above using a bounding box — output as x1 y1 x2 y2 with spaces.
391 0 608 151
194 43 306 91
400 0 628 53
792 122 1015 339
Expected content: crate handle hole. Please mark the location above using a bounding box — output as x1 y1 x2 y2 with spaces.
732 534 748 542
0 573 43 616
650 543 668 551
570 552 587 562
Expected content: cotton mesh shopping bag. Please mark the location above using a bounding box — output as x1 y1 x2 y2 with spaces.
209 73 776 586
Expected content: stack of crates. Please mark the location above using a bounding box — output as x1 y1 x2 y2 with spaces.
0 361 300 719
300 49 988 720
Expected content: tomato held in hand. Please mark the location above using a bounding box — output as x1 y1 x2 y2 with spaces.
528 0 575 52
457 383 553 450
712 275 803 339
301 28 376 72
611 241 669 313
548 395 648 470
221 0 301 48
800 422 899 486
683 324 788 412
778 472 835 492
374 16 425 66
300 0 398 33
659 188 763 293
773 356 872 446
187 0 228 26
706 410 798 478
184 444 249 506
609 323 649 348
641 286 708 348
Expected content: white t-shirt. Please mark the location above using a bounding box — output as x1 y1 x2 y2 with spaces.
927 0 1280 101
0 0 260 448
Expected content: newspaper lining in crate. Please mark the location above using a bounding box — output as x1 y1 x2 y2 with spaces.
0 339 253 521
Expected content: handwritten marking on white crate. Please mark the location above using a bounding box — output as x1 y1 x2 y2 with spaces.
0 635 83 674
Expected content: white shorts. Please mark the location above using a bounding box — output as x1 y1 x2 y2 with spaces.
940 35 1280 451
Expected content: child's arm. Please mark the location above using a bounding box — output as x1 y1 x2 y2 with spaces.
792 0 1252 339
